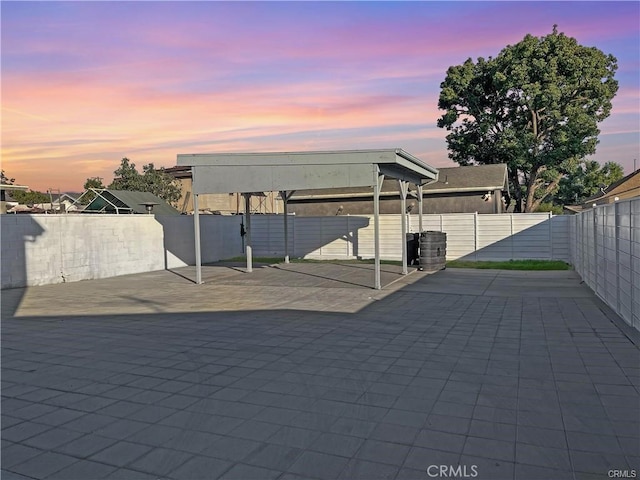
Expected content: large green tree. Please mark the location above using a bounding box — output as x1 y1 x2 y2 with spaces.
108 158 181 205
81 176 106 203
553 160 624 206
437 26 618 212
2 170 50 204
12 190 50 205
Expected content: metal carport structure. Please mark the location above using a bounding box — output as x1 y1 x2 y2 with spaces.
176 149 438 289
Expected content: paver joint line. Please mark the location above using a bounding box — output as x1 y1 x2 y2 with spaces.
2 266 638 480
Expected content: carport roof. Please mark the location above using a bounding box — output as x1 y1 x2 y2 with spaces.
176 149 438 194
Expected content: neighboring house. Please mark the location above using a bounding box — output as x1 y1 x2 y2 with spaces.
564 169 640 214
33 193 81 213
80 189 179 215
2 189 82 214
287 164 509 215
164 165 283 214
0 184 29 213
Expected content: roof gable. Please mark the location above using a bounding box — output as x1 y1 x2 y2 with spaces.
84 189 179 215
582 169 640 204
289 163 509 200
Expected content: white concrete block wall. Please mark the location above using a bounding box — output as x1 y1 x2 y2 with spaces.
1 215 165 288
1 214 244 289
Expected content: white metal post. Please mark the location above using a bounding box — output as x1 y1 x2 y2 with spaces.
417 184 424 233
373 172 384 290
615 202 620 314
282 191 290 263
399 180 408 275
193 193 203 284
244 194 253 272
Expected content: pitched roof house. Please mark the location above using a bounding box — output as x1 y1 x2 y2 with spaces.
564 169 640 213
164 165 282 214
287 164 509 215
81 189 179 215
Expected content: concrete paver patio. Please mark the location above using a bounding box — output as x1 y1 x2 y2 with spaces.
2 264 638 480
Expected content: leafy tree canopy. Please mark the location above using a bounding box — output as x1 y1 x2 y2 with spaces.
553 160 624 207
108 158 181 205
81 177 106 203
437 26 618 212
12 190 50 205
2 170 50 204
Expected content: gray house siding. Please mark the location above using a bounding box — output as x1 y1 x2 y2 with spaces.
288 190 503 216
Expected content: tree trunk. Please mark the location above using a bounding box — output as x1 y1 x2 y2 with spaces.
524 168 540 213
508 167 522 213
529 174 562 212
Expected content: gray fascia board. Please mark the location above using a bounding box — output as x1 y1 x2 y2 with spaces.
177 149 436 171
178 150 399 167
181 149 439 195
291 191 394 201
394 149 439 178
423 185 506 194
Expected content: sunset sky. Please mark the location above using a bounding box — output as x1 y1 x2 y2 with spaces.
2 1 639 193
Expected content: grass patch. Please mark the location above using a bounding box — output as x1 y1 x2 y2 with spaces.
446 259 571 270
223 256 403 266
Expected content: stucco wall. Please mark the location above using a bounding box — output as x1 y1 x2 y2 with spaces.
1 215 165 288
1 214 244 289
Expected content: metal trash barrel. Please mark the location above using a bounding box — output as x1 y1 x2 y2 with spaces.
419 231 447 271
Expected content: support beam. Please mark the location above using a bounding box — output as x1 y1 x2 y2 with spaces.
281 191 295 264
399 180 409 275
417 184 424 233
244 194 253 272
373 173 384 289
193 192 203 284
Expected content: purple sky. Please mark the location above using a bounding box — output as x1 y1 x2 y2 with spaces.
2 1 639 192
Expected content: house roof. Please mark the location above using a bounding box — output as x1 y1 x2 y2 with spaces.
424 164 508 193
0 184 29 191
84 189 179 215
164 166 192 180
289 164 509 200
582 169 640 205
176 149 439 194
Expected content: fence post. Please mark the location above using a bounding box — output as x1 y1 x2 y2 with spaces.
509 214 514 260
615 202 621 315
593 208 599 297
474 212 478 261
548 212 553 260
633 200 638 330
